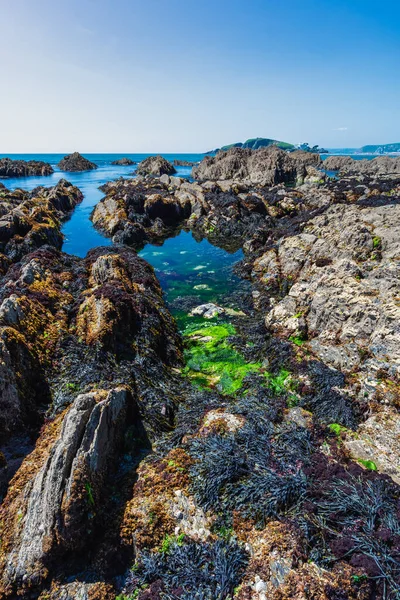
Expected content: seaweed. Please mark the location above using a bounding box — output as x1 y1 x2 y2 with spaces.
128 539 248 600
314 476 400 598
182 322 262 395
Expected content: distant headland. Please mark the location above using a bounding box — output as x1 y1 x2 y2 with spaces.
207 138 400 155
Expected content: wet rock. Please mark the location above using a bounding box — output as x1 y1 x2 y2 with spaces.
190 303 246 319
136 155 176 176
0 158 54 178
0 179 83 266
172 159 197 167
111 157 136 165
58 152 97 172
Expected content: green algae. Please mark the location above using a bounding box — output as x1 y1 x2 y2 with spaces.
182 321 262 395
264 368 291 394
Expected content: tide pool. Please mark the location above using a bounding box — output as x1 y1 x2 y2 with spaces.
1 153 203 257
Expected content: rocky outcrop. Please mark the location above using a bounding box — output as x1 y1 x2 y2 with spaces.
192 146 322 185
92 176 274 250
111 157 136 165
136 155 176 176
0 179 83 267
0 240 183 597
58 152 97 172
0 158 54 179
324 154 400 176
323 155 355 171
173 159 197 167
0 388 131 593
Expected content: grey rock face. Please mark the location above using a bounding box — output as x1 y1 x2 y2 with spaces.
324 154 400 176
192 146 321 186
262 201 400 379
136 155 176 176
3 387 131 590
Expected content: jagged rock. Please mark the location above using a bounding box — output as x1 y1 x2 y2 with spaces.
58 152 97 172
0 158 54 178
0 179 83 265
136 155 176 176
0 388 132 593
324 154 400 176
261 189 400 390
111 157 136 165
192 146 321 186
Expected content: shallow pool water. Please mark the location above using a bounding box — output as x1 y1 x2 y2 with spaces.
139 231 249 321
2 154 248 322
1 153 200 257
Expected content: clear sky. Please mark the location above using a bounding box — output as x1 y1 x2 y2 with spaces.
2 0 400 152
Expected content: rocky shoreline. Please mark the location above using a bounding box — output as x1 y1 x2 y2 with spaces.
0 150 399 599
0 158 54 179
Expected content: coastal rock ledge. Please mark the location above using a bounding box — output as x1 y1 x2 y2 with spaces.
0 158 53 179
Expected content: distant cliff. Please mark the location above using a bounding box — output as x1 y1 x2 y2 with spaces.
360 142 400 154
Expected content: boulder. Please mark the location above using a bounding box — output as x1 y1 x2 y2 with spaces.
136 155 176 176
58 152 97 172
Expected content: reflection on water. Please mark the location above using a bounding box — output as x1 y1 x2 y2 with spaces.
139 230 249 322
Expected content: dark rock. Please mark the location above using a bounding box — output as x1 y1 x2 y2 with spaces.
0 179 83 265
111 158 136 166
58 152 97 172
172 159 197 167
136 155 176 176
0 158 54 179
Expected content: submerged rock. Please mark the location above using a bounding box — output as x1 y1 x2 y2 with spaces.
136 155 176 176
58 152 97 172
0 158 54 178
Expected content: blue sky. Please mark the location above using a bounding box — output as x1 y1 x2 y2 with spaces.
1 0 400 152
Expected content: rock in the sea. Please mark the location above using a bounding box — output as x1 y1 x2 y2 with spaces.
58 152 97 172
192 146 321 186
136 155 177 176
173 159 197 167
111 157 136 165
0 179 83 265
0 158 54 178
